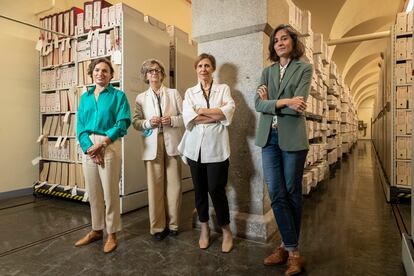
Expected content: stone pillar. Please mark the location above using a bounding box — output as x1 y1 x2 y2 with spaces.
191 0 293 242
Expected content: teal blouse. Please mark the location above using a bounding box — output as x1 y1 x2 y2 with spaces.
77 84 131 153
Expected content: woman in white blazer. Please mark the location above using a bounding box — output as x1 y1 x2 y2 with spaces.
179 53 235 253
132 59 184 241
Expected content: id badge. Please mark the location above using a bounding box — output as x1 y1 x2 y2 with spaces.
143 129 153 137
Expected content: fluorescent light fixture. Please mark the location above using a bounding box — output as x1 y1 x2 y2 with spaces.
406 0 413 12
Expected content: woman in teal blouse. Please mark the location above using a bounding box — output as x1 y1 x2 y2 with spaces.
75 58 131 253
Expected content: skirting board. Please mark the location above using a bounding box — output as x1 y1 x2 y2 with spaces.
402 233 414 276
0 187 33 200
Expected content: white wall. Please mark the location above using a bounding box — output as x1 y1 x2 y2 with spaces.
357 97 375 140
0 1 46 193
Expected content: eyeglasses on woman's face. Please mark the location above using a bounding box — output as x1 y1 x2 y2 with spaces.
148 68 161 74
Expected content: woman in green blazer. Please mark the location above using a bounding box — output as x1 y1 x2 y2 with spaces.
255 24 312 276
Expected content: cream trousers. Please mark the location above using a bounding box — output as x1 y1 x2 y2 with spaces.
82 134 121 234
145 134 182 234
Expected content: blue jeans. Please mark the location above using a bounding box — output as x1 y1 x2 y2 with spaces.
262 128 308 251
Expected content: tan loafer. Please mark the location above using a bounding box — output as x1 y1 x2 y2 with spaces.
103 234 117 253
74 231 103 247
285 255 305 275
264 246 288 265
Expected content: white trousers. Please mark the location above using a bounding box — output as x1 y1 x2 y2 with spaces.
82 134 122 234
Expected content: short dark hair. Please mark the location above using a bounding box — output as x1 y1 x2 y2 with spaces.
194 53 216 70
88 58 114 77
268 24 304 62
140 59 166 84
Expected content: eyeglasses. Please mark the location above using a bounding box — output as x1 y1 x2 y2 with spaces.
148 68 161 74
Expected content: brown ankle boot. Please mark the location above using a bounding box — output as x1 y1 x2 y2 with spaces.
264 246 288 265
285 255 305 275
103 233 117 253
74 230 103 247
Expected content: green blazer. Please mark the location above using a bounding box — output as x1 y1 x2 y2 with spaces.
254 59 313 151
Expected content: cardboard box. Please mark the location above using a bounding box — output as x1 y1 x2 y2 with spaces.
396 86 408 108
396 137 407 159
396 110 407 134
396 162 408 185
396 12 407 33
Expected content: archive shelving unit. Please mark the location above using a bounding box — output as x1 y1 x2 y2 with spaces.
35 3 187 213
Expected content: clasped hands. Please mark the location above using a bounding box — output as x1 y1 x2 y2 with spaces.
257 85 307 113
150 116 171 127
87 143 105 166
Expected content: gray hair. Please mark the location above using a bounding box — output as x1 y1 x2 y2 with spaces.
140 59 166 84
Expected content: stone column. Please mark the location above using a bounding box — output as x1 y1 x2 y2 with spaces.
191 0 294 241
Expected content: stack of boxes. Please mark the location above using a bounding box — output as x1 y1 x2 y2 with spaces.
393 11 413 187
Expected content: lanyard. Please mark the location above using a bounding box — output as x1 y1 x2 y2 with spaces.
200 81 213 108
155 94 163 117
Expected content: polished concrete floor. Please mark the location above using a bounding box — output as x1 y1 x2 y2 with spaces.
0 141 406 275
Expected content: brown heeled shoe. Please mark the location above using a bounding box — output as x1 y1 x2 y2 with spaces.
221 226 233 253
74 230 103 247
199 222 210 249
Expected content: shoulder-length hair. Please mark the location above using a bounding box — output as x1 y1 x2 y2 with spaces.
268 24 305 62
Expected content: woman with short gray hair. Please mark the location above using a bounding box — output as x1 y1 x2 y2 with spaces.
132 59 184 241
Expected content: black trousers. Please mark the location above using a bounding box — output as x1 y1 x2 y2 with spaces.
187 157 230 226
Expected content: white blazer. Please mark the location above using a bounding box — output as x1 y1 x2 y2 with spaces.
132 86 184 160
178 82 235 163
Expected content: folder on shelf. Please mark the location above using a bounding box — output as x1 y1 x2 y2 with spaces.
69 114 77 136
78 61 85 85
115 3 122 26
70 7 83 36
49 115 58 136
41 138 49 159
68 163 76 186
101 7 109 29
84 1 94 32
39 162 50 182
57 12 64 38
77 143 83 162
69 139 76 161
106 30 114 55
92 0 112 29
407 111 412 134
68 87 77 111
42 116 53 136
61 163 69 186
97 33 106 56
55 162 62 185
108 5 116 27
48 162 58 184
90 34 98 58
76 164 85 189
76 12 84 35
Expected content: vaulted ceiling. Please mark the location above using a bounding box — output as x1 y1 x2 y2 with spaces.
293 0 405 109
